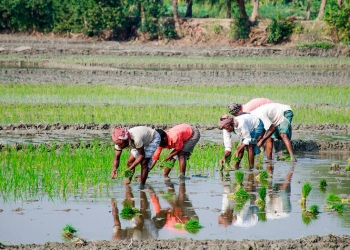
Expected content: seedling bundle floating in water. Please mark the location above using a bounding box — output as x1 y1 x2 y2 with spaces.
299 182 312 209
120 203 141 220
255 186 267 210
235 170 244 188
61 223 78 240
174 219 204 234
255 170 269 185
326 193 349 204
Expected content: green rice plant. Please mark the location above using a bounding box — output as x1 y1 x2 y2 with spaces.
255 186 267 210
184 219 204 234
318 179 327 189
232 155 241 163
324 203 344 213
173 223 183 230
345 166 350 171
120 203 141 220
302 204 320 225
124 169 133 178
255 170 270 185
299 182 312 209
258 211 267 222
326 193 349 204
228 188 251 212
61 223 78 240
301 212 317 226
235 170 244 187
304 204 321 216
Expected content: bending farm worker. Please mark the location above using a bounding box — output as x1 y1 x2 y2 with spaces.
111 126 161 189
219 114 264 171
228 98 274 116
150 124 200 179
250 102 296 162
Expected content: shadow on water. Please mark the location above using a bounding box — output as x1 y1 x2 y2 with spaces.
1 152 349 244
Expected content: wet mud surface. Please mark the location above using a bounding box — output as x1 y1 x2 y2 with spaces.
1 123 350 152
2 234 350 250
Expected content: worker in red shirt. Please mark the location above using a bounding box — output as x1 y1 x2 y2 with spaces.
150 124 200 179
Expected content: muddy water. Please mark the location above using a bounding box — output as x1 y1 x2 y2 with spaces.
0 152 349 245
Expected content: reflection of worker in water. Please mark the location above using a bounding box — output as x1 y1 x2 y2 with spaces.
150 180 199 232
265 164 293 220
218 174 259 228
110 186 158 241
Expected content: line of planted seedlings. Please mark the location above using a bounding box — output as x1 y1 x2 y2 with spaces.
0 142 224 202
1 103 349 125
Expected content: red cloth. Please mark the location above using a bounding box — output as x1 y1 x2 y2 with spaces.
242 98 274 112
152 124 193 161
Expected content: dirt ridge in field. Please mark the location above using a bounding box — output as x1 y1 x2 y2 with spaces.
2 234 350 250
1 67 349 86
1 123 350 152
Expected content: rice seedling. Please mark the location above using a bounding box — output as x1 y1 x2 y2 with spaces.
345 166 350 171
301 212 318 226
324 203 344 213
304 204 321 216
318 179 327 189
299 182 312 209
255 170 270 185
1 83 350 124
124 169 134 178
184 219 204 234
227 188 250 201
234 170 245 187
255 186 267 210
61 223 78 240
120 203 141 220
326 193 349 204
258 211 267 222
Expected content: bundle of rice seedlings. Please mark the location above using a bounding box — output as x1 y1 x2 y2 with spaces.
255 186 267 210
299 182 312 208
345 165 350 171
184 219 204 234
235 170 244 187
318 179 327 189
326 193 349 204
120 203 140 220
61 223 78 240
228 188 250 212
232 156 241 163
255 170 269 185
304 204 321 216
124 169 133 178
301 212 317 226
324 203 344 213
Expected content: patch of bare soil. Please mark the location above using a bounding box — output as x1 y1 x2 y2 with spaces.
0 123 349 152
2 234 350 249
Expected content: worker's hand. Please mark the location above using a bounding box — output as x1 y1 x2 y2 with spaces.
257 140 263 148
111 169 118 179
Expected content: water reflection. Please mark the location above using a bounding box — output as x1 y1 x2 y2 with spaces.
111 180 200 240
265 164 293 220
111 186 158 240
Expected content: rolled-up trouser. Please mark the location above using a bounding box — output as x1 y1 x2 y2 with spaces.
249 119 264 155
131 131 161 169
272 110 293 140
182 126 200 159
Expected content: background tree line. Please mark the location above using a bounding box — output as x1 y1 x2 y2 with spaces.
0 0 349 44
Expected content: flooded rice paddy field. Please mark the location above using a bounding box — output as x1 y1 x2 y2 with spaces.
0 151 349 245
1 36 350 249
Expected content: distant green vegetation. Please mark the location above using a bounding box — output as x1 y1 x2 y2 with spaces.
1 83 349 125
